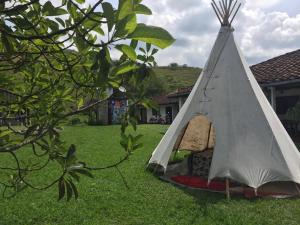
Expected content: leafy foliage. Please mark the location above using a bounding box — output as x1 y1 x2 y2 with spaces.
287 102 300 121
0 0 174 200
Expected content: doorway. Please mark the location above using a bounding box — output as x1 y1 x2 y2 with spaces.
166 106 173 124
140 108 147 124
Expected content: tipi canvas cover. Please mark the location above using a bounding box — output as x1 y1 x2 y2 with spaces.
148 1 300 192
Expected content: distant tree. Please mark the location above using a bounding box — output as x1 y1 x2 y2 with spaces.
143 74 167 97
182 64 188 68
169 62 178 69
0 0 174 200
287 101 300 121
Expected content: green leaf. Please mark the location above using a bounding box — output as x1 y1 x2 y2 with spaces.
83 20 105 35
116 45 137 61
46 19 59 32
141 99 156 108
66 144 76 159
74 169 94 178
102 2 115 32
133 143 143 150
1 34 14 53
75 0 85 3
130 40 138 49
137 55 146 62
55 17 65 27
115 14 137 38
69 180 79 200
129 117 137 130
139 47 146 54
65 181 73 201
96 47 111 86
42 1 54 14
24 125 38 138
74 32 89 52
69 172 80 182
128 135 133 151
118 0 133 20
58 178 65 201
134 4 152 15
146 43 151 52
151 48 159 55
8 18 33 29
111 62 138 76
77 97 84 109
56 8 68 15
133 134 143 142
128 24 175 49
0 129 12 138
67 1 77 18
42 1 68 16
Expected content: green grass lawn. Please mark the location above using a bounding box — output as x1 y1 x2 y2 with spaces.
1 125 300 225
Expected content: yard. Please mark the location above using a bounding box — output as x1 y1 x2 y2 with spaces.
1 125 300 225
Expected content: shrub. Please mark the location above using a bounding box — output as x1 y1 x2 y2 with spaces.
70 118 81 125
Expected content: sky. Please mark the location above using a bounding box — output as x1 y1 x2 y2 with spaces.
136 0 300 67
82 0 300 68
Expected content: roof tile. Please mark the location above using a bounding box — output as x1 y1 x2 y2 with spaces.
250 49 300 84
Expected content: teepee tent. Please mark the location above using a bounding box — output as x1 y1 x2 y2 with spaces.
148 0 300 197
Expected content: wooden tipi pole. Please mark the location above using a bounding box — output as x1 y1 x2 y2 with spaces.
226 178 230 200
211 0 241 27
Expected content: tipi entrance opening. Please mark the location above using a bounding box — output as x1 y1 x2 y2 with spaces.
164 114 300 198
167 114 216 179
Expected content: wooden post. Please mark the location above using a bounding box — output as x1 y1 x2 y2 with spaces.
254 188 258 197
270 86 276 111
226 178 230 200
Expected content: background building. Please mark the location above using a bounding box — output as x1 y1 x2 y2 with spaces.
145 49 300 143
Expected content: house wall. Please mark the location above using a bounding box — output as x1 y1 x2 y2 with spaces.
147 108 152 123
146 104 179 123
110 99 127 124
160 104 179 122
178 97 187 109
89 101 109 125
97 101 109 125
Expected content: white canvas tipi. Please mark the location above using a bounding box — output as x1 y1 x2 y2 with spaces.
148 0 300 192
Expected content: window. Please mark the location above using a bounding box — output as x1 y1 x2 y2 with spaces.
276 96 299 115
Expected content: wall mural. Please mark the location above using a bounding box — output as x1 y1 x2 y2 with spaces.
110 99 127 124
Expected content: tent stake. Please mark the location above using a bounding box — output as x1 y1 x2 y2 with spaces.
226 178 230 200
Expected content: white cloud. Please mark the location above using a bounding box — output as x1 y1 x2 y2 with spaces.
236 10 300 63
140 0 300 67
243 0 282 9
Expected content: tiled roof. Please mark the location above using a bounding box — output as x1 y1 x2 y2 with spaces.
153 95 178 105
160 50 300 103
167 86 193 98
250 49 300 84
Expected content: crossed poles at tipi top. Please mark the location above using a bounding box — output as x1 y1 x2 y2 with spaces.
211 0 241 27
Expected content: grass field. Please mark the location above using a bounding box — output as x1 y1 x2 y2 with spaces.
1 125 300 225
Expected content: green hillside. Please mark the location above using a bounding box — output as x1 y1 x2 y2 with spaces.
153 66 202 93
